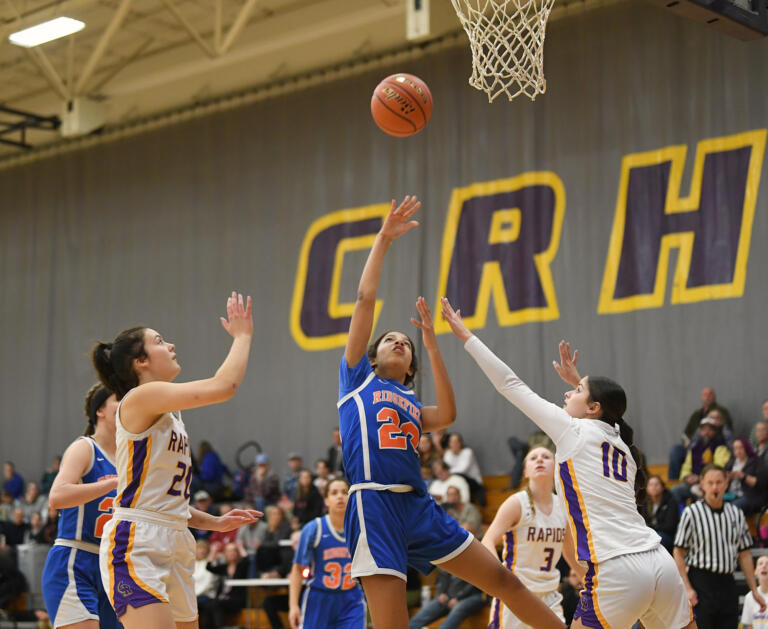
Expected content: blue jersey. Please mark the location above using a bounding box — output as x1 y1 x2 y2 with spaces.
294 516 361 596
57 437 117 544
337 356 424 492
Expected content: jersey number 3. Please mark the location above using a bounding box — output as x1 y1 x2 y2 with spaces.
377 408 419 451
323 562 356 590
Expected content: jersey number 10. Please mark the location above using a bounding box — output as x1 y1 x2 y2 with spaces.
600 442 628 482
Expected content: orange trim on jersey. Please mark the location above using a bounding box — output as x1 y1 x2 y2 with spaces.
125 521 167 603
129 435 152 508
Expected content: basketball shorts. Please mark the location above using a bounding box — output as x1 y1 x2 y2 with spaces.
488 589 564 629
100 509 196 622
345 488 473 579
574 544 694 629
42 541 120 629
299 587 366 629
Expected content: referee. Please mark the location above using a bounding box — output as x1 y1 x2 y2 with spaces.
673 464 766 629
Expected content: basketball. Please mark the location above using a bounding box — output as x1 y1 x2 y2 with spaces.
370 73 433 137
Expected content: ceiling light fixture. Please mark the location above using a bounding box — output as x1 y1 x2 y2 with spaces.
9 17 85 48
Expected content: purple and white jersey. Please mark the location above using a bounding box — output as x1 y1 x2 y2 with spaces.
114 393 191 522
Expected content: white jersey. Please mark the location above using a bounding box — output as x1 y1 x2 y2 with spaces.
465 337 660 564
114 393 191 522
502 490 567 592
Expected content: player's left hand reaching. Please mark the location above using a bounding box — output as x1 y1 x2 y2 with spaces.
440 297 472 343
411 296 437 351
214 508 262 532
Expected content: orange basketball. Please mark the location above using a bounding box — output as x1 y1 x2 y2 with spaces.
371 73 433 137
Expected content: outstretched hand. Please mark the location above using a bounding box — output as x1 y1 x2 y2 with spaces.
552 340 581 387
440 297 472 342
220 291 253 338
379 195 421 242
214 508 262 532
411 296 437 351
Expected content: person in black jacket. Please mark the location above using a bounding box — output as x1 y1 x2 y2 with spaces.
639 475 679 553
292 470 323 525
407 568 486 629
726 436 768 516
205 542 250 626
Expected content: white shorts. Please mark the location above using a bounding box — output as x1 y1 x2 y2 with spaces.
489 589 564 628
575 545 693 629
99 509 197 622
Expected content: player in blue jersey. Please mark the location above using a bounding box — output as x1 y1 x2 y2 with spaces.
338 195 564 629
288 478 365 629
42 384 121 629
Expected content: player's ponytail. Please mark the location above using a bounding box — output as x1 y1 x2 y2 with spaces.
92 326 147 399
587 376 646 500
83 383 111 436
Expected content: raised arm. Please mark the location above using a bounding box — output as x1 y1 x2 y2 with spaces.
121 292 253 432
414 297 456 432
481 494 522 559
440 298 571 445
344 196 421 367
48 439 117 510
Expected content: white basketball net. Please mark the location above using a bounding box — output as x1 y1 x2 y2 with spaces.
450 0 556 102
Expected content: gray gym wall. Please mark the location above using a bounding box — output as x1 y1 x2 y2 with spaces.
1 0 767 482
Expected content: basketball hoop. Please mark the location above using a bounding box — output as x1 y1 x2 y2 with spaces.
450 0 556 102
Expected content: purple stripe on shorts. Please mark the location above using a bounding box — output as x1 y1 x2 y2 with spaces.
558 462 592 561
119 437 149 508
572 562 607 629
487 597 501 629
109 520 162 618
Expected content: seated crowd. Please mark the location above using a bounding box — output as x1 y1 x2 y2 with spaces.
3 390 768 628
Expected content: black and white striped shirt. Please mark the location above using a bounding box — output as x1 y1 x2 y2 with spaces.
674 500 753 574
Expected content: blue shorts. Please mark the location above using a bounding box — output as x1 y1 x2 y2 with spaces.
299 587 366 629
42 544 120 629
345 489 472 580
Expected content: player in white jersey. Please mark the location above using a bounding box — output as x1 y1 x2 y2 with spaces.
92 292 261 629
440 299 696 629
484 447 576 629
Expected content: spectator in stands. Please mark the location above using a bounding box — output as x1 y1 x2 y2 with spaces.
561 568 581 626
2 463 24 500
0 491 13 521
190 490 215 540
730 438 768 516
235 509 263 566
639 475 679 553
327 427 344 476
194 539 220 629
313 459 333 495
418 434 441 469
671 416 731 506
245 453 281 511
507 430 554 489
674 464 762 628
741 555 768 629
16 482 46 522
669 387 732 480
39 507 58 544
754 421 768 460
444 432 485 504
726 437 754 500
407 527 486 629
429 460 470 505
443 485 482 533
39 455 60 494
0 508 29 547
195 440 226 500
0 551 27 615
254 506 292 577
209 504 238 562
27 512 45 543
283 453 303 502
206 541 249 626
293 469 323 525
